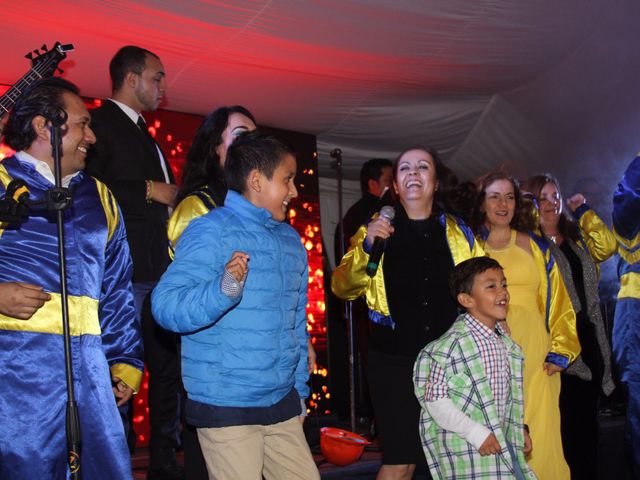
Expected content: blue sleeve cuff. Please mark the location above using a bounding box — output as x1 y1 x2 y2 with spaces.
545 352 570 369
574 203 591 219
362 237 372 254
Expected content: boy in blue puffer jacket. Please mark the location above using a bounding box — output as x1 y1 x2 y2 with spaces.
152 132 319 480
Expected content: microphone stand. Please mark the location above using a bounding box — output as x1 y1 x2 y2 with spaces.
49 114 81 479
330 148 356 434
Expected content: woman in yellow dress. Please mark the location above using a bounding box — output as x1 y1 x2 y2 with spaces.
472 172 579 479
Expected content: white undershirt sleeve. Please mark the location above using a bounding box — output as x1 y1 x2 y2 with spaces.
426 398 491 450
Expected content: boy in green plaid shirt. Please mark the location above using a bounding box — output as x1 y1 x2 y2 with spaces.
414 257 536 479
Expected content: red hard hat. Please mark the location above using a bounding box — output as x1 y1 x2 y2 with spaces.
320 427 371 466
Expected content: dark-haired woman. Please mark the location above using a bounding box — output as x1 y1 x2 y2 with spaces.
526 174 616 480
168 105 257 255
332 147 483 480
472 171 579 479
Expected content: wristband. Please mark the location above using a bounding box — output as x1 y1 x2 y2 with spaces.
145 180 153 203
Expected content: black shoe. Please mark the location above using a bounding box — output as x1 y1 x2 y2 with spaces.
147 463 186 480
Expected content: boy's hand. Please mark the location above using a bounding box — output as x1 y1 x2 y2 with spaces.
112 376 134 406
0 282 51 319
307 339 317 374
225 251 250 282
543 362 564 376
523 428 533 456
478 433 502 456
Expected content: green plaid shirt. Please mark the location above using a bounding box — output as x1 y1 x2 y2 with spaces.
414 314 537 479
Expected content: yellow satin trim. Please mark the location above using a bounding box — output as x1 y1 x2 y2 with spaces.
615 229 640 265
614 226 640 248
0 163 13 234
331 225 391 315
529 236 580 363
444 215 485 264
110 362 143 393
619 272 640 299
94 179 119 242
0 293 101 336
577 209 617 263
331 214 481 318
167 194 213 259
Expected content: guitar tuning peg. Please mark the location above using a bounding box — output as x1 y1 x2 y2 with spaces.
41 44 48 51
25 52 33 60
33 49 40 56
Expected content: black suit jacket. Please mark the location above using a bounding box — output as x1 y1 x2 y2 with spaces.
86 100 175 282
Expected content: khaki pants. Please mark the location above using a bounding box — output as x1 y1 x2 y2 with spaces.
197 416 320 480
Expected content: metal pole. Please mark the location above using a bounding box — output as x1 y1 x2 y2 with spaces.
330 148 356 433
50 115 81 479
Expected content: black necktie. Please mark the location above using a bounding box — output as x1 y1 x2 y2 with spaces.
137 115 173 184
137 115 158 154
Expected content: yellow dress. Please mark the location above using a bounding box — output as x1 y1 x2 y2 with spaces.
485 230 570 480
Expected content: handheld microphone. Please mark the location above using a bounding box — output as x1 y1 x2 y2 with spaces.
0 179 31 223
5 179 30 205
366 205 395 277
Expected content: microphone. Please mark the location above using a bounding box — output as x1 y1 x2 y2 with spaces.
0 179 31 223
366 205 395 277
5 179 30 205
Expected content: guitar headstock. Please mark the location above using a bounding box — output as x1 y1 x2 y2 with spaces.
25 42 74 77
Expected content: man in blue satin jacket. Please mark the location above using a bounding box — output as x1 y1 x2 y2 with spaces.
0 77 143 479
612 153 640 478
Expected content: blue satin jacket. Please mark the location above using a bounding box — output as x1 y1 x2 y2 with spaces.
0 155 143 479
613 154 640 383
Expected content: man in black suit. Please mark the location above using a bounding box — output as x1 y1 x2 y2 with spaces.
86 46 182 480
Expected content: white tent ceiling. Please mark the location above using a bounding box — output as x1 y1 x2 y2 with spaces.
2 0 639 190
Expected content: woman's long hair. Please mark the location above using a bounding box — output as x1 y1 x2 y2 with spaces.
524 173 581 242
176 105 256 205
471 171 538 234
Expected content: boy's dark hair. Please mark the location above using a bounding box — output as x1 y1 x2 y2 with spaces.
360 158 392 194
449 256 503 307
224 132 294 194
4 77 80 152
109 45 159 92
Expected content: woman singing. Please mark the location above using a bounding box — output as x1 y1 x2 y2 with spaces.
332 147 483 480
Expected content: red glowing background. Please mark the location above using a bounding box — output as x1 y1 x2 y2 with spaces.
0 86 329 446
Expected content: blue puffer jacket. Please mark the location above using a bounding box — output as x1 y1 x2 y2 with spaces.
152 190 309 407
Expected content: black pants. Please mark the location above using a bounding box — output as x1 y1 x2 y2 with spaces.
140 286 182 468
560 372 600 480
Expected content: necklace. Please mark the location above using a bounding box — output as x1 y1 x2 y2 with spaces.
549 235 557 244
